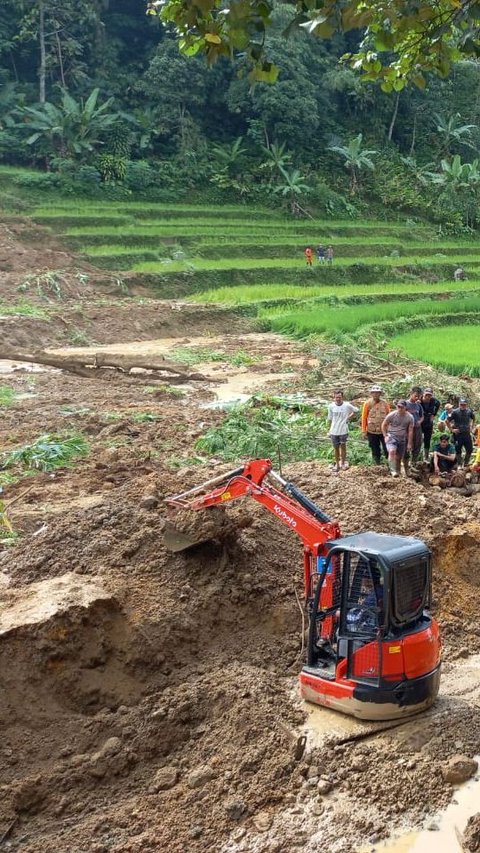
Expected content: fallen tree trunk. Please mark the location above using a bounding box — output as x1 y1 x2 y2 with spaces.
0 348 210 383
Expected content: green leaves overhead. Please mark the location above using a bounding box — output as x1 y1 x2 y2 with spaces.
151 0 480 86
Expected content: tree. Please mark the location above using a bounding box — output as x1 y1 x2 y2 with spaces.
149 0 480 88
425 155 480 227
328 134 377 194
21 88 121 161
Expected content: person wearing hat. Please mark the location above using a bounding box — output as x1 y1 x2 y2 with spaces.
448 398 475 466
381 400 414 478
420 387 440 459
361 385 390 465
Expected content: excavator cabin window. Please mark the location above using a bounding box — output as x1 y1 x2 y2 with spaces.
343 554 384 636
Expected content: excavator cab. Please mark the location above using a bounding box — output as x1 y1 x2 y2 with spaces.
301 533 441 720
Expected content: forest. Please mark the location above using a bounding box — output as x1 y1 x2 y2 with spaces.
1 0 480 230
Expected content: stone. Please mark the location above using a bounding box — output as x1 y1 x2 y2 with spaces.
150 766 178 792
187 765 216 789
442 755 478 785
225 799 247 820
317 779 333 795
140 495 158 510
99 737 122 757
252 811 272 832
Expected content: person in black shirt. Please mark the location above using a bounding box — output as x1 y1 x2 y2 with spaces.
448 398 475 466
420 388 440 459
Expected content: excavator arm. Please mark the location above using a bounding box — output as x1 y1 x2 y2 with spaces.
166 458 341 603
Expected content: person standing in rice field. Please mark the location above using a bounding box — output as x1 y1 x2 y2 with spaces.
305 247 314 267
316 245 326 263
326 245 334 264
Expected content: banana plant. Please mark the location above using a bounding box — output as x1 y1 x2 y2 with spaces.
328 133 377 194
434 113 477 156
21 88 120 160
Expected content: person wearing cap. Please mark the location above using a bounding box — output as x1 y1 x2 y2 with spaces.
420 387 440 459
437 402 454 432
431 434 457 476
405 387 424 468
361 385 390 465
447 399 475 466
381 400 414 478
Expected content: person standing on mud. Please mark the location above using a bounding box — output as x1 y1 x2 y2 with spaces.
420 387 440 460
448 398 475 467
305 247 314 267
361 385 390 465
405 386 424 467
326 245 334 264
381 400 414 478
327 389 358 473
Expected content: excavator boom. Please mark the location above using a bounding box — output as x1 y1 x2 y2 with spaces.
166 458 341 603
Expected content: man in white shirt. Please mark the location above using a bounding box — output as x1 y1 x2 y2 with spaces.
327 389 359 472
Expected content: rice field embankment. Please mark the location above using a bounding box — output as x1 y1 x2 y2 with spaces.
31 199 480 375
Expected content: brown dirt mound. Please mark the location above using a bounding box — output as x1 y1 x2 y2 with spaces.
1 457 480 851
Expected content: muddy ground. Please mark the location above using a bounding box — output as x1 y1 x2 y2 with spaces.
1 220 480 853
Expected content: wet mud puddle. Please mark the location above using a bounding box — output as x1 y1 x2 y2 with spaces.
48 334 295 405
368 761 480 851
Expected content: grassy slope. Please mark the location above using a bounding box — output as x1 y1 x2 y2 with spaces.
390 325 480 375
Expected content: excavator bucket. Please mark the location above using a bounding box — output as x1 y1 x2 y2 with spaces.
163 518 214 553
164 505 239 553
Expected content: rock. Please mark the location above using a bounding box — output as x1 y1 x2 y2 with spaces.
150 766 178 792
311 800 324 816
140 495 158 510
442 754 478 784
225 799 247 820
99 737 122 757
317 779 333 795
189 825 203 839
187 765 216 789
252 811 272 832
463 812 480 851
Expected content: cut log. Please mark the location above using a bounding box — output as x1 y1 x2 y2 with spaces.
0 348 210 384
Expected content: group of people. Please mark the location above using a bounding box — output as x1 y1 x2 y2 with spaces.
305 245 334 266
327 387 479 478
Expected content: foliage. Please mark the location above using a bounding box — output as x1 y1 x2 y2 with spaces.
328 134 377 194
1 433 89 473
0 386 15 407
196 396 371 464
21 89 122 163
169 346 259 366
151 0 480 87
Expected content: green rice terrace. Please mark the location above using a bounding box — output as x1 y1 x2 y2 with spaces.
32 198 480 376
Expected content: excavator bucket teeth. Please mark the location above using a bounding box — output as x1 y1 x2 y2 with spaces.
163 520 213 553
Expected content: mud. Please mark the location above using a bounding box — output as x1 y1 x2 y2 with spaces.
1 214 480 853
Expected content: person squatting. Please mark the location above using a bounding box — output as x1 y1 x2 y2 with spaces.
328 385 477 477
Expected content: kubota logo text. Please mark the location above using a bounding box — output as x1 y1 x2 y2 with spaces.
274 505 297 527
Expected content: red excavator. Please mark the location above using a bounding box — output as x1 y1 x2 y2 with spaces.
165 459 441 721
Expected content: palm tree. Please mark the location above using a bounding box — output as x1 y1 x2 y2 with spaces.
425 155 480 228
260 140 292 173
328 133 377 194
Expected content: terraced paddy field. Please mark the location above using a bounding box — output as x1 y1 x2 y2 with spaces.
391 325 480 377
32 199 480 376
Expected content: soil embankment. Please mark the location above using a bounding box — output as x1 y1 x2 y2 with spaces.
1 216 480 853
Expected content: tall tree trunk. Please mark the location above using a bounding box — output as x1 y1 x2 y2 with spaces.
409 110 418 157
55 28 66 89
38 0 46 103
388 92 400 142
